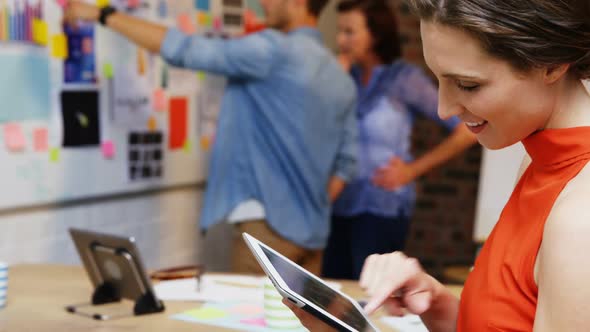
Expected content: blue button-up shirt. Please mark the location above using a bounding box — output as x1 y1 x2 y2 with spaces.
333 61 459 218
161 28 358 249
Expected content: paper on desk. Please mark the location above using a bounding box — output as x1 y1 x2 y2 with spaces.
154 275 342 303
381 314 429 332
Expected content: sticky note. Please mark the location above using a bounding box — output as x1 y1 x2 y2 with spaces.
195 0 210 11
103 63 114 79
51 34 68 59
213 17 222 31
137 48 146 76
168 97 188 149
197 71 206 81
183 140 192 152
148 116 158 131
49 148 60 162
185 307 228 320
153 89 167 111
3 123 26 152
96 0 110 8
33 128 49 152
32 19 48 46
101 141 115 159
56 0 68 7
200 136 210 150
127 0 140 8
177 14 196 34
197 12 212 27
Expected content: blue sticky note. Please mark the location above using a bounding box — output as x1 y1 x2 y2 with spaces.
195 0 210 11
0 53 50 122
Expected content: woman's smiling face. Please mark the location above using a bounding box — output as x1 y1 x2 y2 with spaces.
421 21 560 149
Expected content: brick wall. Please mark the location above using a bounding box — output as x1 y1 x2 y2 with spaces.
392 0 482 278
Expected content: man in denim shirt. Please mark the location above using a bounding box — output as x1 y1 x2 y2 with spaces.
66 0 358 274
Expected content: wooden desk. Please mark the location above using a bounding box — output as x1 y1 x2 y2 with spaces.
0 265 462 331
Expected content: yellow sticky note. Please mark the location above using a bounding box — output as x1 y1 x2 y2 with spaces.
51 34 68 59
103 63 114 79
183 140 192 152
148 116 157 131
33 18 48 46
197 71 206 81
96 0 110 7
197 12 212 27
49 148 60 162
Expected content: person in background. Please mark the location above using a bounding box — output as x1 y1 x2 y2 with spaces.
322 0 476 281
64 0 358 275
288 0 590 330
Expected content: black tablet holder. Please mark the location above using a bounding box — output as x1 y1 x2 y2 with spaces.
65 242 165 320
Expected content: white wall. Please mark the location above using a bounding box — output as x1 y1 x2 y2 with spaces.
0 187 204 270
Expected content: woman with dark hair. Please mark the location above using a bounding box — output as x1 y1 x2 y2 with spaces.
290 0 590 330
322 0 476 280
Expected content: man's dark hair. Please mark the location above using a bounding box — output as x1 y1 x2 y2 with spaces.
308 0 330 17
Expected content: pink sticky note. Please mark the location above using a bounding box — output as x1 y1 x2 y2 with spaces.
127 0 140 8
56 0 67 7
33 128 49 152
153 89 167 111
177 14 196 34
101 141 115 159
213 17 223 31
3 123 26 152
240 317 266 327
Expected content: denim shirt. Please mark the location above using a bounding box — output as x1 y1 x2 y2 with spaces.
160 28 358 249
333 61 459 218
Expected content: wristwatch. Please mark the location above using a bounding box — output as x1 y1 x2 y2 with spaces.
98 6 117 26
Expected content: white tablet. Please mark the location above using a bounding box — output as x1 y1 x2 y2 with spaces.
243 232 378 332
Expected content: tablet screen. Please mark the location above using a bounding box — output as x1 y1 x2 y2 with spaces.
261 246 376 332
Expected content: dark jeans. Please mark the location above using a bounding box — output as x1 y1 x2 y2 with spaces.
321 213 410 280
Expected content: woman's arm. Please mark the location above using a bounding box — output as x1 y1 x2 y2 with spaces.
373 124 477 190
65 1 167 53
534 164 590 331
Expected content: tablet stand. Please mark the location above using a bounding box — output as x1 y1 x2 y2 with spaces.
66 243 165 320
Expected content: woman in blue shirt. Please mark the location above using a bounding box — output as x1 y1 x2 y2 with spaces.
322 0 477 280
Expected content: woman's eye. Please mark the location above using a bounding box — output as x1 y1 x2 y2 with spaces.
456 81 480 92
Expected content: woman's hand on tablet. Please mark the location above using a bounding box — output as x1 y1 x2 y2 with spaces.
283 299 338 332
360 252 440 316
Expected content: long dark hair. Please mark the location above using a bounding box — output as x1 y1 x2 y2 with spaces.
337 0 402 64
407 0 590 79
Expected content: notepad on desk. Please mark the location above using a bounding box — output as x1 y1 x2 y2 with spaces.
154 275 342 304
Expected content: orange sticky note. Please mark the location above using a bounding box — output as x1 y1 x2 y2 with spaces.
168 97 188 149
33 128 49 152
148 116 158 131
3 123 26 152
137 48 146 76
51 34 68 59
33 18 48 46
153 89 167 111
101 141 115 159
200 136 210 150
177 13 196 34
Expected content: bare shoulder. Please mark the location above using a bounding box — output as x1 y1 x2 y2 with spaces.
545 161 590 233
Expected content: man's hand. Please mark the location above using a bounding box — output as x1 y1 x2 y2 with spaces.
63 1 100 26
328 176 346 202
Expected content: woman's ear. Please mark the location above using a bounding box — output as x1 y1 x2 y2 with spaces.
544 64 570 84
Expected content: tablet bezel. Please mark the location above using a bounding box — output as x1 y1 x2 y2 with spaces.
243 232 377 332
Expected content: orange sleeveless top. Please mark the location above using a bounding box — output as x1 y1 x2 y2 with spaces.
457 127 590 331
